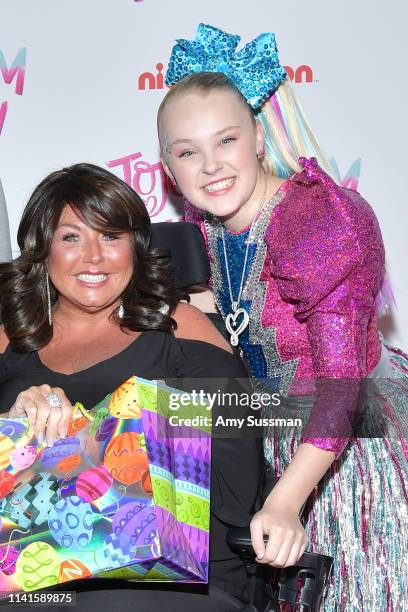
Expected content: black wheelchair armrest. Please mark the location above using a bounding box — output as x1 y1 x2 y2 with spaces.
227 526 333 609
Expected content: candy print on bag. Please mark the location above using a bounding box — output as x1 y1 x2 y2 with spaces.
76 465 113 502
59 558 91 583
48 496 94 551
14 542 60 592
0 375 212 594
10 446 36 471
103 432 143 485
41 437 80 469
3 472 59 529
0 543 19 576
108 378 142 419
0 470 15 499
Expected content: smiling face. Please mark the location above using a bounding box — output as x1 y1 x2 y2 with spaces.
160 88 264 226
47 206 134 314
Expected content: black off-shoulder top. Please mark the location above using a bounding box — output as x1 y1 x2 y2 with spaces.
0 330 263 603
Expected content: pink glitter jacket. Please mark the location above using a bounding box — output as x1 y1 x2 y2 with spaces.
186 158 386 458
264 157 384 380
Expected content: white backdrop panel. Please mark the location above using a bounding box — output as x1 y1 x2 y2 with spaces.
1 0 407 349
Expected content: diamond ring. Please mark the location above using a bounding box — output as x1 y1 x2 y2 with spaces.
45 392 62 408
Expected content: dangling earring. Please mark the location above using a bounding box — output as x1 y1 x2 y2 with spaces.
118 301 125 319
46 272 52 326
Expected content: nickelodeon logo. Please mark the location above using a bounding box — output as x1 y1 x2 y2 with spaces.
138 63 314 90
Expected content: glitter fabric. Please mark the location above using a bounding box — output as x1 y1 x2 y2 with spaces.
265 157 385 457
265 346 408 611
165 24 287 111
185 157 408 611
188 158 386 454
203 188 299 397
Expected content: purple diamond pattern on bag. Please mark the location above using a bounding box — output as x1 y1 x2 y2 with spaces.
156 507 205 579
174 455 210 488
146 439 173 472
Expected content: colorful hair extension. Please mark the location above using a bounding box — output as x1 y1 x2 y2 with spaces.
258 79 340 182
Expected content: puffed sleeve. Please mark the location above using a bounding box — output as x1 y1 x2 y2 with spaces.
266 158 385 457
165 337 263 529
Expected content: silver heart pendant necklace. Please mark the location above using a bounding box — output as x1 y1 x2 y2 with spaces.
221 176 267 346
225 302 250 347
222 229 252 346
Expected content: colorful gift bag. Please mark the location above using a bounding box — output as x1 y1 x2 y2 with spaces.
0 376 212 594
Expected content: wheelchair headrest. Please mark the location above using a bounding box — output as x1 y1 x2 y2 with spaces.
150 221 210 289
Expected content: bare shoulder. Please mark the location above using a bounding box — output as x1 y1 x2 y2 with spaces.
172 303 233 354
186 287 218 314
0 325 9 354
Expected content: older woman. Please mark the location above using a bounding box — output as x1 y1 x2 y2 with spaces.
0 163 263 612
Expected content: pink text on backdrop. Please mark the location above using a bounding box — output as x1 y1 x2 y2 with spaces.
330 158 361 190
106 152 181 218
0 102 7 136
0 48 26 95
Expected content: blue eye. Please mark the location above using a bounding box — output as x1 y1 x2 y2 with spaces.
102 234 118 241
179 150 196 158
62 233 78 242
221 137 236 145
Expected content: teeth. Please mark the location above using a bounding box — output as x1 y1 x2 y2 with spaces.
204 178 234 192
77 274 107 283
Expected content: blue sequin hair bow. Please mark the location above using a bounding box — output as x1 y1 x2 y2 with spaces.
165 23 287 111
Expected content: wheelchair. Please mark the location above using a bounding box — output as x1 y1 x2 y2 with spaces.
226 464 333 611
151 221 334 611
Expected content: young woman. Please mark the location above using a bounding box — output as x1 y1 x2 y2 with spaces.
157 23 408 611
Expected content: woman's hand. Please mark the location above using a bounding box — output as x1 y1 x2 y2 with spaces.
9 385 73 446
250 499 308 568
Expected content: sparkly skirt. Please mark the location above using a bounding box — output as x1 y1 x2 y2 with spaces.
264 345 408 612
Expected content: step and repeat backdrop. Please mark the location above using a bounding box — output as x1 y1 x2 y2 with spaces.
0 0 407 349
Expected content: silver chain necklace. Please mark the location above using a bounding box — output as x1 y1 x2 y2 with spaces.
221 178 267 346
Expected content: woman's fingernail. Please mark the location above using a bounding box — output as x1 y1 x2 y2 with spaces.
256 550 264 559
37 432 44 444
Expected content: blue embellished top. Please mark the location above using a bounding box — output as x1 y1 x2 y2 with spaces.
217 228 267 379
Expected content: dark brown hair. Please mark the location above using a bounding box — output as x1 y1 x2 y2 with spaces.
0 163 187 352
